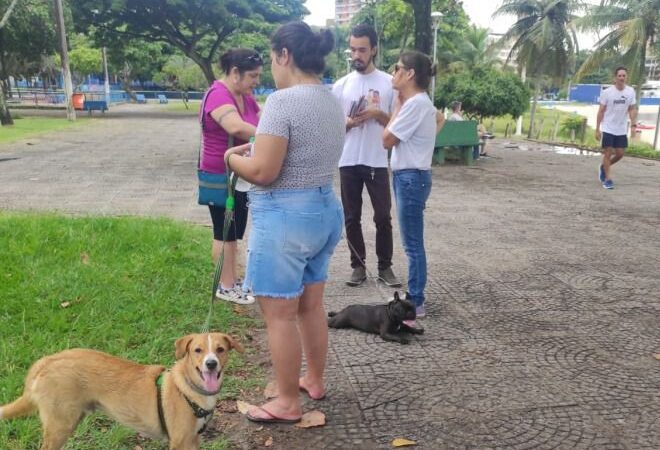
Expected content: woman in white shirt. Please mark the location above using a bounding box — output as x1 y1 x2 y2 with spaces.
383 50 443 326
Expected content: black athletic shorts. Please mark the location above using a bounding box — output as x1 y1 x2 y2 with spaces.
601 132 627 149
208 190 248 242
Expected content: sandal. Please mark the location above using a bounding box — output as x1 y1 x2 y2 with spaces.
246 406 302 424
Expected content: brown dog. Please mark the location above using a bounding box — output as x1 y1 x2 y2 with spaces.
0 332 244 450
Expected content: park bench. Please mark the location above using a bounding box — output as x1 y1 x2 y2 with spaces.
157 94 168 104
434 120 480 165
135 94 147 104
82 100 108 115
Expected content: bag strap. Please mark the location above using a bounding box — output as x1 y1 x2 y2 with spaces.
198 87 235 170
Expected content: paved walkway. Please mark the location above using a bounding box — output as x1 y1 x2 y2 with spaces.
1 105 659 449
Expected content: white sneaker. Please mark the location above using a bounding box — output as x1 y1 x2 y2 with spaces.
216 286 255 305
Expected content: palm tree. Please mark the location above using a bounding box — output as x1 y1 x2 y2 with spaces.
575 0 660 101
445 25 501 72
494 0 583 137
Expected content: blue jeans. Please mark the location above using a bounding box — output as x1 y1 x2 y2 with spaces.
392 169 432 307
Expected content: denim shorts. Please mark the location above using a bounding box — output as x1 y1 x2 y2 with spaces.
244 185 343 299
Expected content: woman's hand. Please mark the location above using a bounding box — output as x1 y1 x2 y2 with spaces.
224 143 251 170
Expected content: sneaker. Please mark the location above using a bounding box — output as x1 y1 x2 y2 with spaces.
378 267 402 287
415 304 426 319
602 179 614 190
346 266 367 286
598 164 605 183
216 286 255 305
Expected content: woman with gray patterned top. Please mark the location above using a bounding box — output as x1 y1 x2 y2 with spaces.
224 21 345 424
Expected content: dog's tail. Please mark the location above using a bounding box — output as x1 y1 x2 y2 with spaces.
0 395 36 420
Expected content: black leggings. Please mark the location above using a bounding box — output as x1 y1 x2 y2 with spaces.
208 190 248 241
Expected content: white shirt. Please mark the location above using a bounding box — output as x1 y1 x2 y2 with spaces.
448 112 463 121
332 69 396 168
387 93 437 171
599 85 636 136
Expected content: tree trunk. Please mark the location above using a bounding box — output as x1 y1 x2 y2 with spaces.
0 80 14 125
187 53 215 86
527 85 540 139
405 0 432 55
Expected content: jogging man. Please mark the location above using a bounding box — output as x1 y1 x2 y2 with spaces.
595 66 637 189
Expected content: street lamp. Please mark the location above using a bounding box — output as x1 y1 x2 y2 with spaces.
430 11 443 100
344 48 352 74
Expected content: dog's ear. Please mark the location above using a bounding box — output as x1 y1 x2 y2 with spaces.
225 335 245 354
393 291 400 301
175 334 195 360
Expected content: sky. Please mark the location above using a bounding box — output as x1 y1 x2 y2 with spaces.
303 0 599 48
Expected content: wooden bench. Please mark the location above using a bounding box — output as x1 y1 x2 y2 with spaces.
157 94 168 104
82 100 108 114
434 120 480 165
135 94 147 104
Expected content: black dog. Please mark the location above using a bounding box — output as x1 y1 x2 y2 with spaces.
327 292 424 344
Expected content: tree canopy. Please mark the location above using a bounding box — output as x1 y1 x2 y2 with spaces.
435 66 530 119
71 0 308 85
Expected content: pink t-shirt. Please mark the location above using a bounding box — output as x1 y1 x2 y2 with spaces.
200 80 260 173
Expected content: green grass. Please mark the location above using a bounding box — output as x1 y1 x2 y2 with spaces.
483 107 660 159
0 116 92 145
162 100 201 114
0 212 260 449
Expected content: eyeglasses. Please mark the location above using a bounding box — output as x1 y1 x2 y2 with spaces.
393 63 408 74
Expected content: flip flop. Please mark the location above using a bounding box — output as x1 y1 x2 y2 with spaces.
299 385 326 401
246 406 301 424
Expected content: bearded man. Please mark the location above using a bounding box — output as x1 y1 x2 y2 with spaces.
332 23 401 288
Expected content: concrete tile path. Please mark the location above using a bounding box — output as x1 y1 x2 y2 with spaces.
1 104 659 449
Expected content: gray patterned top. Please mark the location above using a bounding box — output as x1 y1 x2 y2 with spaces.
255 84 345 190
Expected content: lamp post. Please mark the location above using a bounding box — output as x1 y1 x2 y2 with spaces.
344 48 352 75
430 11 443 102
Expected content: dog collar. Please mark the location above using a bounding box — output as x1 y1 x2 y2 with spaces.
155 371 169 438
183 394 214 419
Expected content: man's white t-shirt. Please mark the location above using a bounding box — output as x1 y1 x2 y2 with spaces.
332 69 395 168
448 112 463 121
387 93 437 171
599 85 636 136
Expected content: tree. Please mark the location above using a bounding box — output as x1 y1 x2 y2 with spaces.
435 66 530 120
575 0 660 101
445 25 501 72
1 0 57 125
0 0 18 125
403 0 432 54
494 0 582 138
71 0 307 85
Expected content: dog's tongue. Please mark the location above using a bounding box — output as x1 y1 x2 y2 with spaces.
201 371 219 392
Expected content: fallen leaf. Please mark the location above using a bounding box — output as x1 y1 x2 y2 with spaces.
60 301 71 308
80 252 90 265
264 436 273 447
295 410 325 429
392 438 417 447
653 353 660 361
264 380 278 399
236 400 253 415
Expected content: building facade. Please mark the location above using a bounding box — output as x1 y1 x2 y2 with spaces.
335 0 367 25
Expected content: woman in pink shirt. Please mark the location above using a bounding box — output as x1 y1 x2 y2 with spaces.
200 48 262 304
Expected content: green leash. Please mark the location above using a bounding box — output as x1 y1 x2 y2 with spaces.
201 170 238 333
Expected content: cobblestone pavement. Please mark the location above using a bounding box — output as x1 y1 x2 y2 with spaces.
1 105 659 449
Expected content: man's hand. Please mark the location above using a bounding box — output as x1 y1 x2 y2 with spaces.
595 129 602 141
346 115 365 130
355 107 381 122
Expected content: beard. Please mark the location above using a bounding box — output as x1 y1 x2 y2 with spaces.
351 54 374 73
